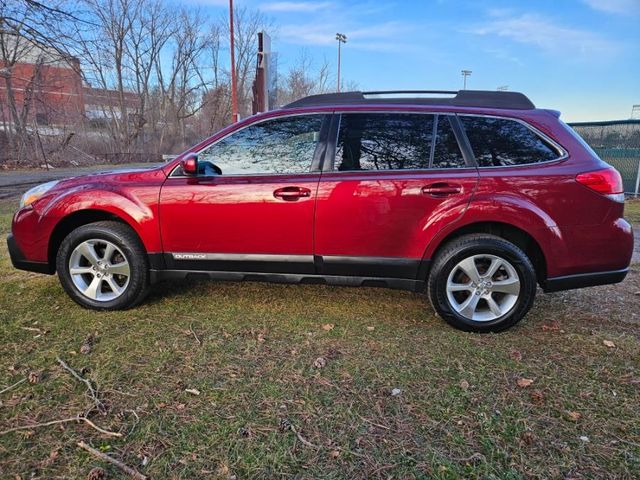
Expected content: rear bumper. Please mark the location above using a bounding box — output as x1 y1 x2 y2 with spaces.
542 268 628 293
6 234 53 274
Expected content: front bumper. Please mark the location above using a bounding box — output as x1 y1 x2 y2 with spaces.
542 267 629 293
6 234 53 274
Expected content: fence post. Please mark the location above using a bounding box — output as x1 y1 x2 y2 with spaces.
635 158 640 198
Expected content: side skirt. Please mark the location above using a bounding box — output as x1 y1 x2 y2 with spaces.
149 269 426 292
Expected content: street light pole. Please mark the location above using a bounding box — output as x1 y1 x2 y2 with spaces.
461 69 472 90
229 0 239 122
336 33 347 92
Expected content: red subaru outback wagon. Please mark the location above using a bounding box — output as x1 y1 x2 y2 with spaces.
7 90 634 332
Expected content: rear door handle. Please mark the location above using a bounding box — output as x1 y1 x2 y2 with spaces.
273 186 311 201
421 183 462 197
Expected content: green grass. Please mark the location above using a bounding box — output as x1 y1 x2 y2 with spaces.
0 199 639 479
625 198 640 225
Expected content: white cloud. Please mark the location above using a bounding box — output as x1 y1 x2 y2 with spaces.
582 0 640 15
280 21 410 47
468 13 618 57
261 1 333 12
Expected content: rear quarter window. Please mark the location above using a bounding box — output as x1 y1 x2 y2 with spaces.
460 116 561 167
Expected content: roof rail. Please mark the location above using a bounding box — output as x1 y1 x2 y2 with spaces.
283 90 536 110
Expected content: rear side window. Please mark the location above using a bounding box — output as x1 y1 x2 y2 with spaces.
335 113 433 171
460 116 560 167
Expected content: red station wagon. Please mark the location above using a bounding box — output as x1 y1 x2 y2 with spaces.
7 90 634 332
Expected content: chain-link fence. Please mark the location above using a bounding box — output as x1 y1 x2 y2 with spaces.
569 120 640 195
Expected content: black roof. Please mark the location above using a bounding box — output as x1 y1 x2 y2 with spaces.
284 90 536 110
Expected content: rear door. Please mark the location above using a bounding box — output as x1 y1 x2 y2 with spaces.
314 112 478 278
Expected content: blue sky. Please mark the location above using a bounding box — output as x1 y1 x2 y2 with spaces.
186 0 640 121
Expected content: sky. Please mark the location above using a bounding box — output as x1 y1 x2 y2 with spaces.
184 0 640 122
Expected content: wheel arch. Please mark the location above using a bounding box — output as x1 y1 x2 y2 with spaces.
48 209 147 271
424 221 548 284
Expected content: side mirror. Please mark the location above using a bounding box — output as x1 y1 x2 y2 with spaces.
181 153 198 175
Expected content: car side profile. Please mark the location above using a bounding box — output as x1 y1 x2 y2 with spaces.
7 90 634 332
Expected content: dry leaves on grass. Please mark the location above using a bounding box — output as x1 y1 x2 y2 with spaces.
460 380 470 391
566 411 582 422
313 357 327 369
322 323 335 331
510 350 522 361
28 371 41 384
517 378 534 388
603 340 616 348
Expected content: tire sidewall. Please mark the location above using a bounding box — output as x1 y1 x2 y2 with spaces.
56 223 148 310
430 238 536 332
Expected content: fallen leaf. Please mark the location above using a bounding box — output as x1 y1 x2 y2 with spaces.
313 357 327 369
460 379 469 391
87 467 106 480
517 378 534 388
521 431 535 445
257 333 266 343
185 388 201 396
391 388 401 396
567 411 581 422
542 322 560 332
329 449 340 459
509 350 522 361
27 371 40 384
603 340 615 348
529 390 545 404
366 326 375 331
322 323 335 331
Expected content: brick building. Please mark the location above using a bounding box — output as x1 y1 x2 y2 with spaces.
0 33 138 129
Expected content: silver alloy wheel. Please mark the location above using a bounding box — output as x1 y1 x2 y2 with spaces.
446 254 520 322
69 239 130 302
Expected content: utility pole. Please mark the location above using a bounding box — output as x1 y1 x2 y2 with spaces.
336 33 347 92
461 69 472 90
229 0 239 122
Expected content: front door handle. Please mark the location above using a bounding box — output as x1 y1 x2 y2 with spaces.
273 186 311 201
421 183 462 197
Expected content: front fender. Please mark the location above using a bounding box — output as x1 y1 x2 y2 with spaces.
45 184 162 249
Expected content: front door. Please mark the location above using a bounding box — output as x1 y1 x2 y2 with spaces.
314 112 478 278
160 114 329 274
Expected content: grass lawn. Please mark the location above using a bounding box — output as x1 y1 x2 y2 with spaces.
0 198 639 479
625 198 640 225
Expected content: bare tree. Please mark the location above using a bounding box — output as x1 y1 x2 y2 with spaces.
223 6 273 117
0 0 81 163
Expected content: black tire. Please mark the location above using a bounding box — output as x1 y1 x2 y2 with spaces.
56 221 149 310
428 234 537 333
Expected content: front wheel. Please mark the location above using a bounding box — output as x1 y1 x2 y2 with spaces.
428 234 537 332
56 221 149 310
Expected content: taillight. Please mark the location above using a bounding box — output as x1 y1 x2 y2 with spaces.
575 168 624 202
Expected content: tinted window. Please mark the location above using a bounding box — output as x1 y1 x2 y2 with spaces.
198 115 324 175
460 116 560 167
433 116 466 168
335 113 434 171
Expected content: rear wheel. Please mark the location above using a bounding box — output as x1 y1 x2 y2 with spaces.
428 234 537 332
56 221 149 310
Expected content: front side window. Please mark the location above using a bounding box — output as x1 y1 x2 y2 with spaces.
460 116 560 167
334 113 434 171
198 115 324 175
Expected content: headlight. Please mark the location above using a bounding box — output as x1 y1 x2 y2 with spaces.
20 180 59 208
